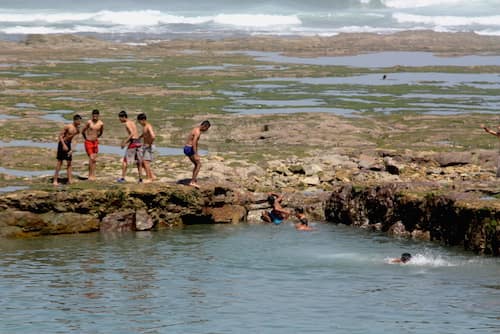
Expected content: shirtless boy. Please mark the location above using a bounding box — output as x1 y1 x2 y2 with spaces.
53 114 82 186
481 124 500 177
118 110 143 183
391 253 412 264
294 207 313 231
261 192 291 225
81 109 104 181
184 120 211 188
137 113 156 183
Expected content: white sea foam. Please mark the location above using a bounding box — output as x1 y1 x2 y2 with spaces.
332 25 407 34
0 11 95 23
0 9 212 26
212 14 301 28
93 10 210 26
0 25 126 35
405 253 455 267
0 3 498 38
394 13 500 27
382 250 491 267
0 9 300 28
475 29 500 36
382 0 469 9
0 26 76 34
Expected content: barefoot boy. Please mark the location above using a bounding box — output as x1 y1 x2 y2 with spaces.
53 114 81 186
184 120 211 188
481 124 500 177
137 113 156 183
118 110 143 183
81 109 104 181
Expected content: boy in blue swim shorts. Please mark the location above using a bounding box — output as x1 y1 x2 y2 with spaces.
261 192 290 225
184 120 211 188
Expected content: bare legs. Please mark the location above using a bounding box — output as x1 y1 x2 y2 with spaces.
121 159 127 179
142 160 155 183
121 159 143 182
88 153 97 181
188 154 201 188
261 211 272 223
497 155 500 178
53 160 72 186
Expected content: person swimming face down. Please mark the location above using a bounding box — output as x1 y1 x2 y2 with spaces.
400 253 412 263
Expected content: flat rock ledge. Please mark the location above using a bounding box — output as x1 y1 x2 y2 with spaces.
0 182 498 256
0 183 325 237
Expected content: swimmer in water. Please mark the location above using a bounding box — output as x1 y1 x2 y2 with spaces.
391 253 412 264
294 207 313 231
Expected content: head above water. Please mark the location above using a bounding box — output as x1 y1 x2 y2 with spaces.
401 253 412 263
137 113 147 121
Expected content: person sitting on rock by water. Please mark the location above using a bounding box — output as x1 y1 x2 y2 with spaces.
53 114 81 186
261 192 290 225
294 207 313 231
391 253 412 264
481 124 500 177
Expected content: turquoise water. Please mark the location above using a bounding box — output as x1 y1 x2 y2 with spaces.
1 223 499 334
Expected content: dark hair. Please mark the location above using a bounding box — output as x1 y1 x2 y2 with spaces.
137 113 147 121
401 253 412 263
92 109 99 115
73 114 82 121
296 207 304 214
201 120 211 128
118 110 127 118
267 195 276 205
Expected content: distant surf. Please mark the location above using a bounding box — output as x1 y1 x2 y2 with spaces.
0 0 499 40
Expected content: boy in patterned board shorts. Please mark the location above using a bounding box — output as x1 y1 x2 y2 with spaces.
117 110 143 183
137 113 156 183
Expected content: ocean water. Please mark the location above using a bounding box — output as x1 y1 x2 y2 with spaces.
0 224 499 334
0 0 499 40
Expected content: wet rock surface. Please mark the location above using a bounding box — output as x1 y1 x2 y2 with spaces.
325 183 500 255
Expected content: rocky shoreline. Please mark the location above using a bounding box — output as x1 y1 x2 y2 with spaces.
0 180 498 255
0 31 499 255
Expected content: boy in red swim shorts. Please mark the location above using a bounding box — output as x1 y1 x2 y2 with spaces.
82 109 104 181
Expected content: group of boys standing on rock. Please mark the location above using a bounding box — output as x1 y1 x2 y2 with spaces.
53 109 211 189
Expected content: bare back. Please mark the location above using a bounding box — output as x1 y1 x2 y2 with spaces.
142 122 156 146
125 119 140 140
